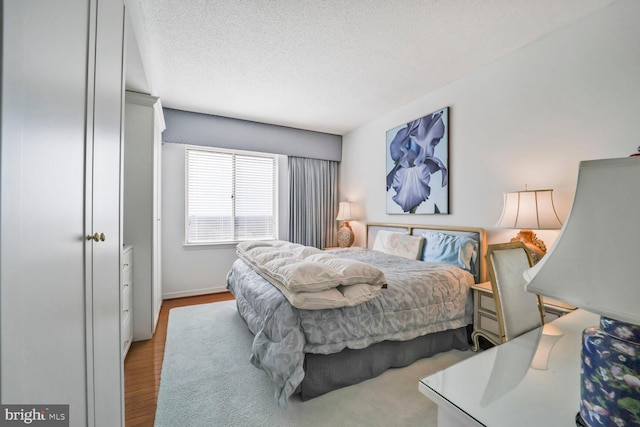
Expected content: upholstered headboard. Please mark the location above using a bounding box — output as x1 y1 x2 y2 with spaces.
366 223 487 283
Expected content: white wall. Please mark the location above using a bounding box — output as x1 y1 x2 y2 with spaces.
160 0 639 298
161 143 289 298
341 0 640 248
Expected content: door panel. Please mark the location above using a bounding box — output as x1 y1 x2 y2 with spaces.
1 1 91 422
89 0 126 425
1 1 125 426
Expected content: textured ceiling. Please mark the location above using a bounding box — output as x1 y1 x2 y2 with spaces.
126 0 616 135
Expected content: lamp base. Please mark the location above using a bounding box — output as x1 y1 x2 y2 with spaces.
579 317 640 426
337 220 354 248
510 229 546 264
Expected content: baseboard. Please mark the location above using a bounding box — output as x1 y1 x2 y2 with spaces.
162 286 229 300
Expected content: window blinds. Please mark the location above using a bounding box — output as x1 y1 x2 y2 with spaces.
186 147 277 244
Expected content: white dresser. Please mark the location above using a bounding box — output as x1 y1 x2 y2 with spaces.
121 245 133 358
124 91 165 341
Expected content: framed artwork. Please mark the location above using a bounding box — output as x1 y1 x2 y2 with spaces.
386 107 449 214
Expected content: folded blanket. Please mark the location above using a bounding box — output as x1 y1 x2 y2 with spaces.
236 240 387 309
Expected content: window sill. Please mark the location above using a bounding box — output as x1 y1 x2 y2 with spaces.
182 242 238 250
183 239 277 249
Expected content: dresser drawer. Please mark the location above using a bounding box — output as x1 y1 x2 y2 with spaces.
122 247 133 269
122 247 132 290
121 314 132 358
122 284 131 318
122 266 132 287
121 245 133 359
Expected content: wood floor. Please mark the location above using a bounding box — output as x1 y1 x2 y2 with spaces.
124 292 235 427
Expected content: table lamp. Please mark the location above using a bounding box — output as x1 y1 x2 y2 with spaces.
523 157 640 427
496 187 563 263
336 202 355 247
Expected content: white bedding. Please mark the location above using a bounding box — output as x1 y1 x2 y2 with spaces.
236 240 387 309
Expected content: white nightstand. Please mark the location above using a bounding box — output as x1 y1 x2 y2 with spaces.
470 281 576 351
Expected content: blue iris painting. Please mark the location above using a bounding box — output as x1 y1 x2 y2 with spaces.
386 108 449 214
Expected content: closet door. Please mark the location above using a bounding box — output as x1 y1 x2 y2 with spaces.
1 3 91 419
153 109 163 328
1 1 125 426
87 0 126 425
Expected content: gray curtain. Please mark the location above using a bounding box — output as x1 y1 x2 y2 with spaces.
288 157 339 249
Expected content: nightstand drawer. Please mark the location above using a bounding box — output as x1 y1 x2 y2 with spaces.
479 293 496 314
544 312 560 323
478 313 500 336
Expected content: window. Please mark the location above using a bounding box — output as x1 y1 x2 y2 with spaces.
185 146 278 244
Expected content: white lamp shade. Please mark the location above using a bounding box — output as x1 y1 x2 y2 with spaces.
524 157 640 325
336 202 354 221
496 189 562 230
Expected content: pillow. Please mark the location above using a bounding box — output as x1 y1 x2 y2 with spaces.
372 230 425 260
421 231 478 272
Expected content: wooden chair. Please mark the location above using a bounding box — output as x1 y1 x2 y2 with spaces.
486 242 544 344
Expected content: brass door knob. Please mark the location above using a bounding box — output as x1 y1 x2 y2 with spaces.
86 232 106 242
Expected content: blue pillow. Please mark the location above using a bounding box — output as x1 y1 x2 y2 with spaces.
421 231 478 273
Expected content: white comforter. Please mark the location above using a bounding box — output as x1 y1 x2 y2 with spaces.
236 240 387 309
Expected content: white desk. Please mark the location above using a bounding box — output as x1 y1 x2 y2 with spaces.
419 309 599 427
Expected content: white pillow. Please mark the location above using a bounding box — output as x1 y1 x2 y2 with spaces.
372 230 425 260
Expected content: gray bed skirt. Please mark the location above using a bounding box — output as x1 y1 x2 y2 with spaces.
298 326 471 400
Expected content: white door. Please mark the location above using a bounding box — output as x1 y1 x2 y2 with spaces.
1 1 125 426
1 3 90 420
87 0 126 425
153 114 163 329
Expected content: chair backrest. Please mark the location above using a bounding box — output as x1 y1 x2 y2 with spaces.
486 242 544 343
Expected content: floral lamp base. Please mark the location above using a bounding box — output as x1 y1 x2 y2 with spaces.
337 220 354 248
578 316 640 426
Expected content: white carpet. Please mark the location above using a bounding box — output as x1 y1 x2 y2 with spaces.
154 300 473 427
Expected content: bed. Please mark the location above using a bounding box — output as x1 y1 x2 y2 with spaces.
226 223 486 408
